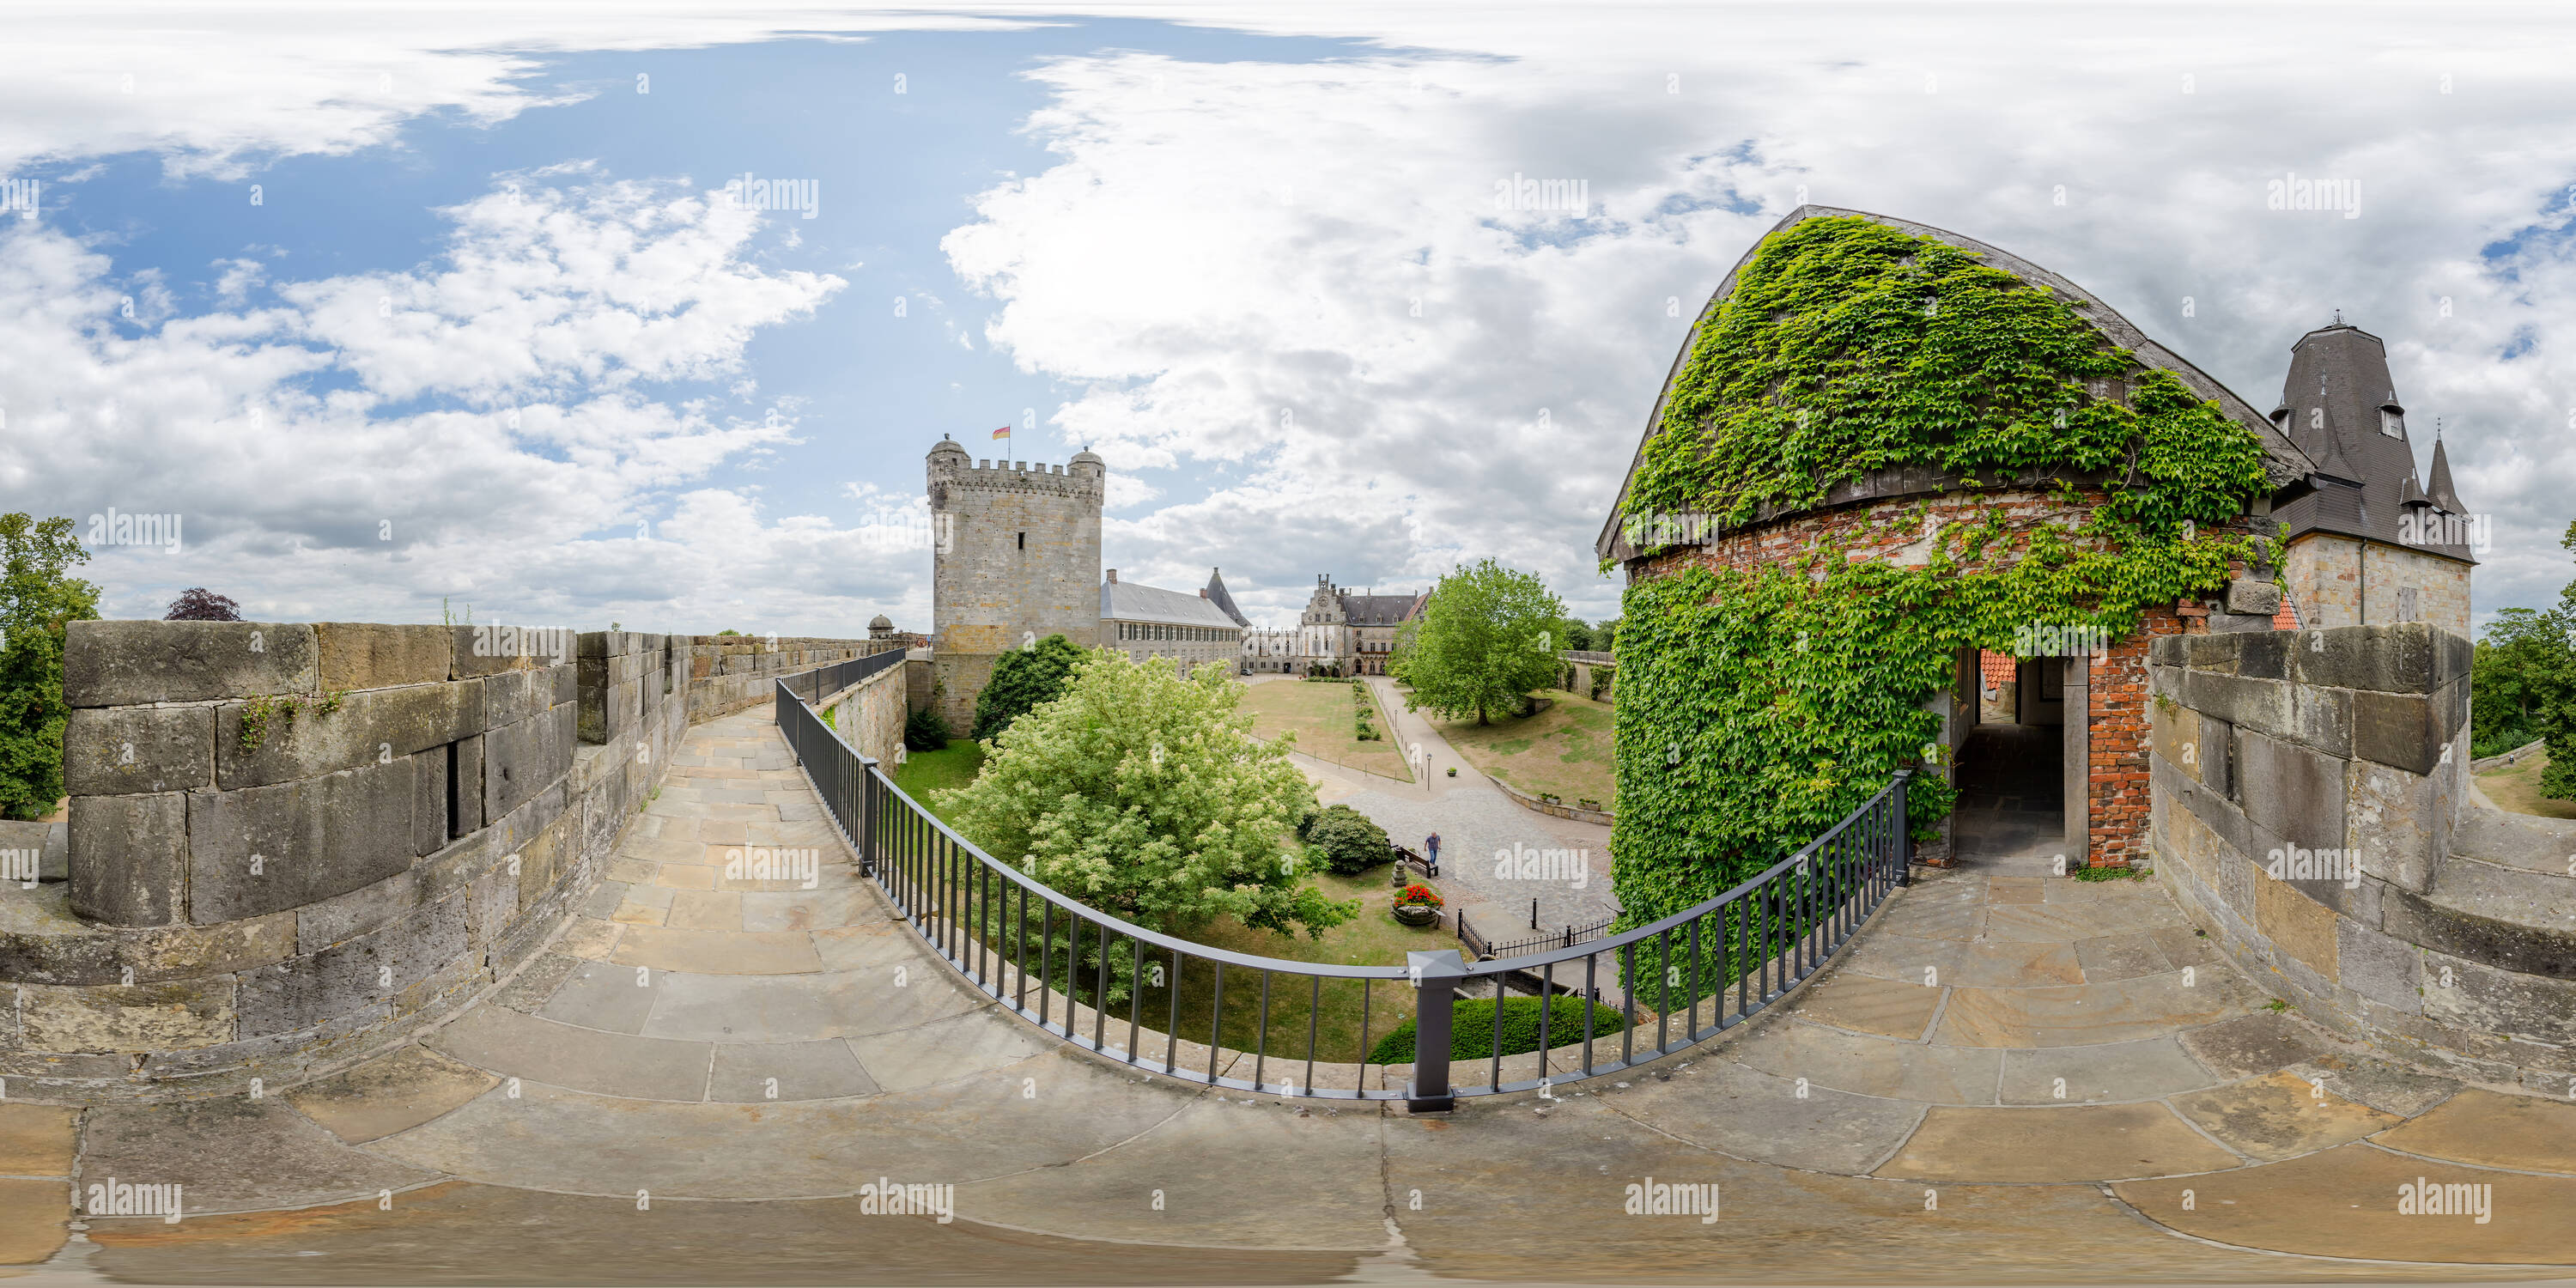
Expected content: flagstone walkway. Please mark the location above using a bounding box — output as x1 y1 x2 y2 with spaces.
6 709 2573 1283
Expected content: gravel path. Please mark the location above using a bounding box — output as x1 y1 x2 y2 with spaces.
1265 675 1619 949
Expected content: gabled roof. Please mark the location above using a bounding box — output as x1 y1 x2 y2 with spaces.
1201 568 1251 628
2271 322 2473 562
1340 593 1416 626
1102 578 1241 629
1596 206 2318 562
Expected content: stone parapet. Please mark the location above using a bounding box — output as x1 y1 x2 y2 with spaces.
4 622 887 1102
2148 621 2574 1091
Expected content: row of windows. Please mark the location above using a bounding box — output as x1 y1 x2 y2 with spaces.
1116 621 1237 643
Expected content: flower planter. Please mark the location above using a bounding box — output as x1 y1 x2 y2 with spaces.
1393 903 1441 927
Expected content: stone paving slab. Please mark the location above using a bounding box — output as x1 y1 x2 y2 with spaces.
285 1045 496 1144
2286 1050 2462 1118
2117 1141 2576 1265
842 1008 1062 1096
611 925 824 974
538 958 662 1033
2169 1069 2402 1161
365 1048 1196 1200
1982 899 2189 941
1996 1033 2222 1104
429 1004 713 1101
1731 1018 2002 1104
0 1101 78 1175
1784 971 1943 1040
2178 1011 2337 1079
1605 1058 1928 1174
2071 932 2172 982
81 1097 440 1214
708 1039 880 1102
70 1179 1372 1286
640 967 976 1042
963 1091 1389 1250
0 1176 70 1265
1876 1102 2242 1182
2372 1089 2576 1175
1933 970 2254 1048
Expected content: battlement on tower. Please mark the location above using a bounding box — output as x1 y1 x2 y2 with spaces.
926 446 1103 501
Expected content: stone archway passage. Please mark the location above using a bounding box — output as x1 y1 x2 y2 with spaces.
14 710 2574 1279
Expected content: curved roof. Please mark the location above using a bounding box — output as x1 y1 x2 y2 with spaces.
1595 206 2318 561
868 614 894 629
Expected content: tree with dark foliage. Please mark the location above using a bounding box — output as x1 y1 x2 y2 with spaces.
164 587 242 621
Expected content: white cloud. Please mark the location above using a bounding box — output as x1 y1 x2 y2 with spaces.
939 20 2576 626
0 173 880 630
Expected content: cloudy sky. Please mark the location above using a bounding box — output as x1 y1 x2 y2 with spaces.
5 2 2572 634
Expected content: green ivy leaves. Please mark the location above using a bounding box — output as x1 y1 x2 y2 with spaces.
1609 216 2271 927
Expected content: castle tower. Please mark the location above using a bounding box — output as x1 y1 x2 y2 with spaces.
2269 319 2474 632
927 438 1104 727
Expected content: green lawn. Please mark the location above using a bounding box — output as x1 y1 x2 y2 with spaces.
873 718 1449 1066
1238 679 1413 781
2476 751 2576 820
1433 691 1616 809
890 741 984 828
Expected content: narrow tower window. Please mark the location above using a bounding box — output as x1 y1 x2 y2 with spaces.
1018 531 1026 550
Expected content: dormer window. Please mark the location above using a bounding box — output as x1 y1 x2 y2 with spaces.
2380 409 2403 438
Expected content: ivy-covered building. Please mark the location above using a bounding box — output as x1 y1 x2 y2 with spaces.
1592 207 2470 905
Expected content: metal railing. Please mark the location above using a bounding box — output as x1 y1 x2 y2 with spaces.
1470 912 1616 961
775 667 1910 1110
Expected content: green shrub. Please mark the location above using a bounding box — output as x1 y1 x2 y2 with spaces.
1366 995 1631 1064
1303 803 1392 874
904 707 951 751
970 634 1084 740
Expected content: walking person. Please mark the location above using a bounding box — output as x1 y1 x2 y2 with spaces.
1425 831 1441 876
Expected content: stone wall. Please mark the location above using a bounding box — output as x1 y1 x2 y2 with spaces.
683 635 883 722
2282 532 2473 635
816 655 908 766
1 622 879 1103
2148 623 2576 1090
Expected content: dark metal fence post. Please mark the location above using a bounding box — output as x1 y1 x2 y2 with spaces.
1892 769 1913 888
857 755 878 877
1405 950 1466 1113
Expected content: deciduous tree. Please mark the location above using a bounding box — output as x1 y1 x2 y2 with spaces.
1390 559 1565 725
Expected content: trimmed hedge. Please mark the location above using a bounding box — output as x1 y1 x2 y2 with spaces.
1365 995 1631 1064
1304 803 1392 875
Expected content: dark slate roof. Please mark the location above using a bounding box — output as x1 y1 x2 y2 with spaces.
2269 323 2473 563
1340 592 1417 627
1595 206 2318 562
1101 579 1240 629
1202 568 1251 628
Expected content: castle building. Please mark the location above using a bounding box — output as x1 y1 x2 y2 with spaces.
1102 568 1242 671
926 437 1103 727
1596 206 2475 870
2269 319 2477 632
1239 575 1424 676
